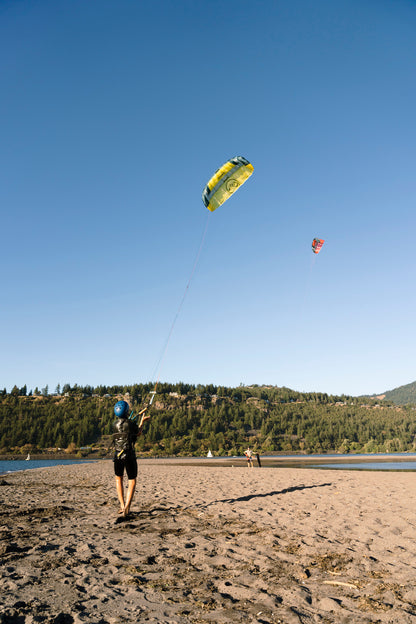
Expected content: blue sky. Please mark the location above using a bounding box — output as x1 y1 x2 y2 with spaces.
1 0 415 396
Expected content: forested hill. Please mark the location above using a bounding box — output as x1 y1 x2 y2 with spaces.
373 380 416 406
1 382 415 457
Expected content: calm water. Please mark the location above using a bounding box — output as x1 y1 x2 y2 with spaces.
265 452 416 471
0 459 96 476
261 452 416 471
311 461 416 471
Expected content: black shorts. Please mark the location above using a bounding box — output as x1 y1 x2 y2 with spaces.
113 453 138 479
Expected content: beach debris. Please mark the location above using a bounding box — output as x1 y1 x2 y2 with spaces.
323 580 358 589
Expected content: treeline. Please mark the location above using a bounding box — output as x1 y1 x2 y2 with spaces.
1 382 415 456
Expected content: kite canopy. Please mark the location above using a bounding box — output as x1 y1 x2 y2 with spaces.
202 156 254 212
312 238 325 254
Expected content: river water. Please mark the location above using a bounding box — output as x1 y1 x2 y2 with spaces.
0 458 96 476
260 452 416 471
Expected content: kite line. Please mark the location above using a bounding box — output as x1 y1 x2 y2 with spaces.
145 156 254 408
148 211 212 398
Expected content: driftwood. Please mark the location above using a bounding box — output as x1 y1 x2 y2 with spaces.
323 580 358 589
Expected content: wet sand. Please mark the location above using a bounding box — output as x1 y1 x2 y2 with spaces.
1 459 416 623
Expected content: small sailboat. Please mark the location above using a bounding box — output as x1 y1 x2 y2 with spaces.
207 450 213 458
25 453 30 461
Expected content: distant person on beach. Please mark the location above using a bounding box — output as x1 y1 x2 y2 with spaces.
112 400 150 517
244 447 254 468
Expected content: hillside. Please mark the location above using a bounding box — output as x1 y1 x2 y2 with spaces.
1 382 416 457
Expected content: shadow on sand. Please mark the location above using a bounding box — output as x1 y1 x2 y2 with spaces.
193 482 333 511
114 483 333 523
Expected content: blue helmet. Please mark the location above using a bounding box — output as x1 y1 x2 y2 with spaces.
114 400 129 418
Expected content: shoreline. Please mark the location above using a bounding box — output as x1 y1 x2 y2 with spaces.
2 450 416 462
2 452 416 477
2 453 416 481
1 460 416 622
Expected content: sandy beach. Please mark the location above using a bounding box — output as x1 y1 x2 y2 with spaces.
1 459 416 623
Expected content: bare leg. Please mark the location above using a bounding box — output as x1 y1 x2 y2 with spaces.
124 478 136 516
115 475 125 513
